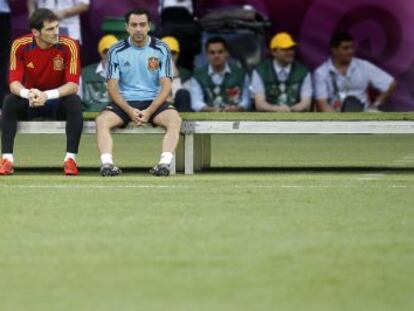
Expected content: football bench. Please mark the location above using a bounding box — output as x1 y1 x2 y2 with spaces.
16 112 414 174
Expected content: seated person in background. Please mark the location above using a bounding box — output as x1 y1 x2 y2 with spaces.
251 32 312 112
159 0 194 15
27 0 90 43
81 35 118 112
190 36 250 112
314 32 396 112
161 36 192 112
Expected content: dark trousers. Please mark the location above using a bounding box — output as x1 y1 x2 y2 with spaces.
174 89 193 112
1 94 83 154
0 13 11 106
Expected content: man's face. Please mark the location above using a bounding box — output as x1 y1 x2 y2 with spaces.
33 20 59 46
100 50 109 63
271 47 295 65
171 51 179 64
332 40 354 64
126 14 150 45
207 42 227 67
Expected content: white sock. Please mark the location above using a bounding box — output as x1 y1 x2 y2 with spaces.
159 152 173 165
101 153 113 165
64 153 76 162
2 153 14 163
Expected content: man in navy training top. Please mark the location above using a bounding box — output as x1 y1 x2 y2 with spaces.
95 8 182 177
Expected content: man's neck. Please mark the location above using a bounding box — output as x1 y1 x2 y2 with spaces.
212 63 226 73
274 59 290 68
130 36 149 48
35 37 53 50
332 58 351 74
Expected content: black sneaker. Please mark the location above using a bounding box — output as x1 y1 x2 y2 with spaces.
150 164 170 176
100 163 122 177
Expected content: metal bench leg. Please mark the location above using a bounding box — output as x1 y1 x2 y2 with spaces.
194 134 211 171
184 133 194 175
175 134 185 173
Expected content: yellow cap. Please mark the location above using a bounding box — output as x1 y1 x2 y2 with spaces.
270 32 297 50
161 36 180 53
98 35 118 54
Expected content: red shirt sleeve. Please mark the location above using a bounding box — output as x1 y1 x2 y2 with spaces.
8 39 25 84
61 38 81 84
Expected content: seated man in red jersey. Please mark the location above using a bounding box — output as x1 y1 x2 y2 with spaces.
0 9 83 176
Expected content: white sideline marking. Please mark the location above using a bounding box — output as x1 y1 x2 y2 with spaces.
0 184 186 189
0 184 410 189
357 173 387 181
357 153 414 181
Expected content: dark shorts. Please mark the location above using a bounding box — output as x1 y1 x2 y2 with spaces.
104 100 175 127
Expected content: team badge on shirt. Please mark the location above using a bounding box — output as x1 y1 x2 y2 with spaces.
53 55 64 71
226 86 241 104
147 57 159 71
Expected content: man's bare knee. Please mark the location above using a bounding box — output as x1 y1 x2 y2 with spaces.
165 115 181 132
95 113 109 129
96 112 121 130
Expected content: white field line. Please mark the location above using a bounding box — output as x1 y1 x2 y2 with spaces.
357 153 414 181
0 184 410 189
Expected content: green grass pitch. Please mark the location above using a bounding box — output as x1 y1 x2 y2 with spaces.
0 134 413 310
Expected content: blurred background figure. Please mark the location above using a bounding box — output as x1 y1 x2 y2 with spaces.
158 0 200 72
161 36 192 112
0 0 13 112
81 34 118 112
314 32 396 112
27 0 90 42
251 32 312 112
159 0 194 15
190 36 250 112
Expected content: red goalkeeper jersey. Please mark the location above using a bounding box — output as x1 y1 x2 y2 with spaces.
9 34 80 90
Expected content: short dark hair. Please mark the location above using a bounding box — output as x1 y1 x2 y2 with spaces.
124 8 151 24
205 36 228 51
29 9 58 31
330 32 353 48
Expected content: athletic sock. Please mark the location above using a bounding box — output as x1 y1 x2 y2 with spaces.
2 153 14 163
159 152 173 165
64 152 77 162
101 153 113 165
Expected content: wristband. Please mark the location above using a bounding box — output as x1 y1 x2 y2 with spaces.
45 89 60 100
19 88 30 99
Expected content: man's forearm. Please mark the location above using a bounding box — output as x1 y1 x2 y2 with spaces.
56 82 78 97
27 0 36 16
255 96 277 112
108 81 132 114
58 4 89 19
200 105 220 112
375 81 397 107
10 81 27 97
317 99 335 112
147 78 171 114
291 98 311 112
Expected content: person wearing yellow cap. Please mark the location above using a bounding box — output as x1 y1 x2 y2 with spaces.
251 32 312 112
81 34 118 111
161 36 192 112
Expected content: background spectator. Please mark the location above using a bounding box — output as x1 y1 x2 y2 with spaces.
251 32 312 112
161 36 192 112
190 36 250 112
314 32 396 112
27 0 89 42
81 34 118 112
